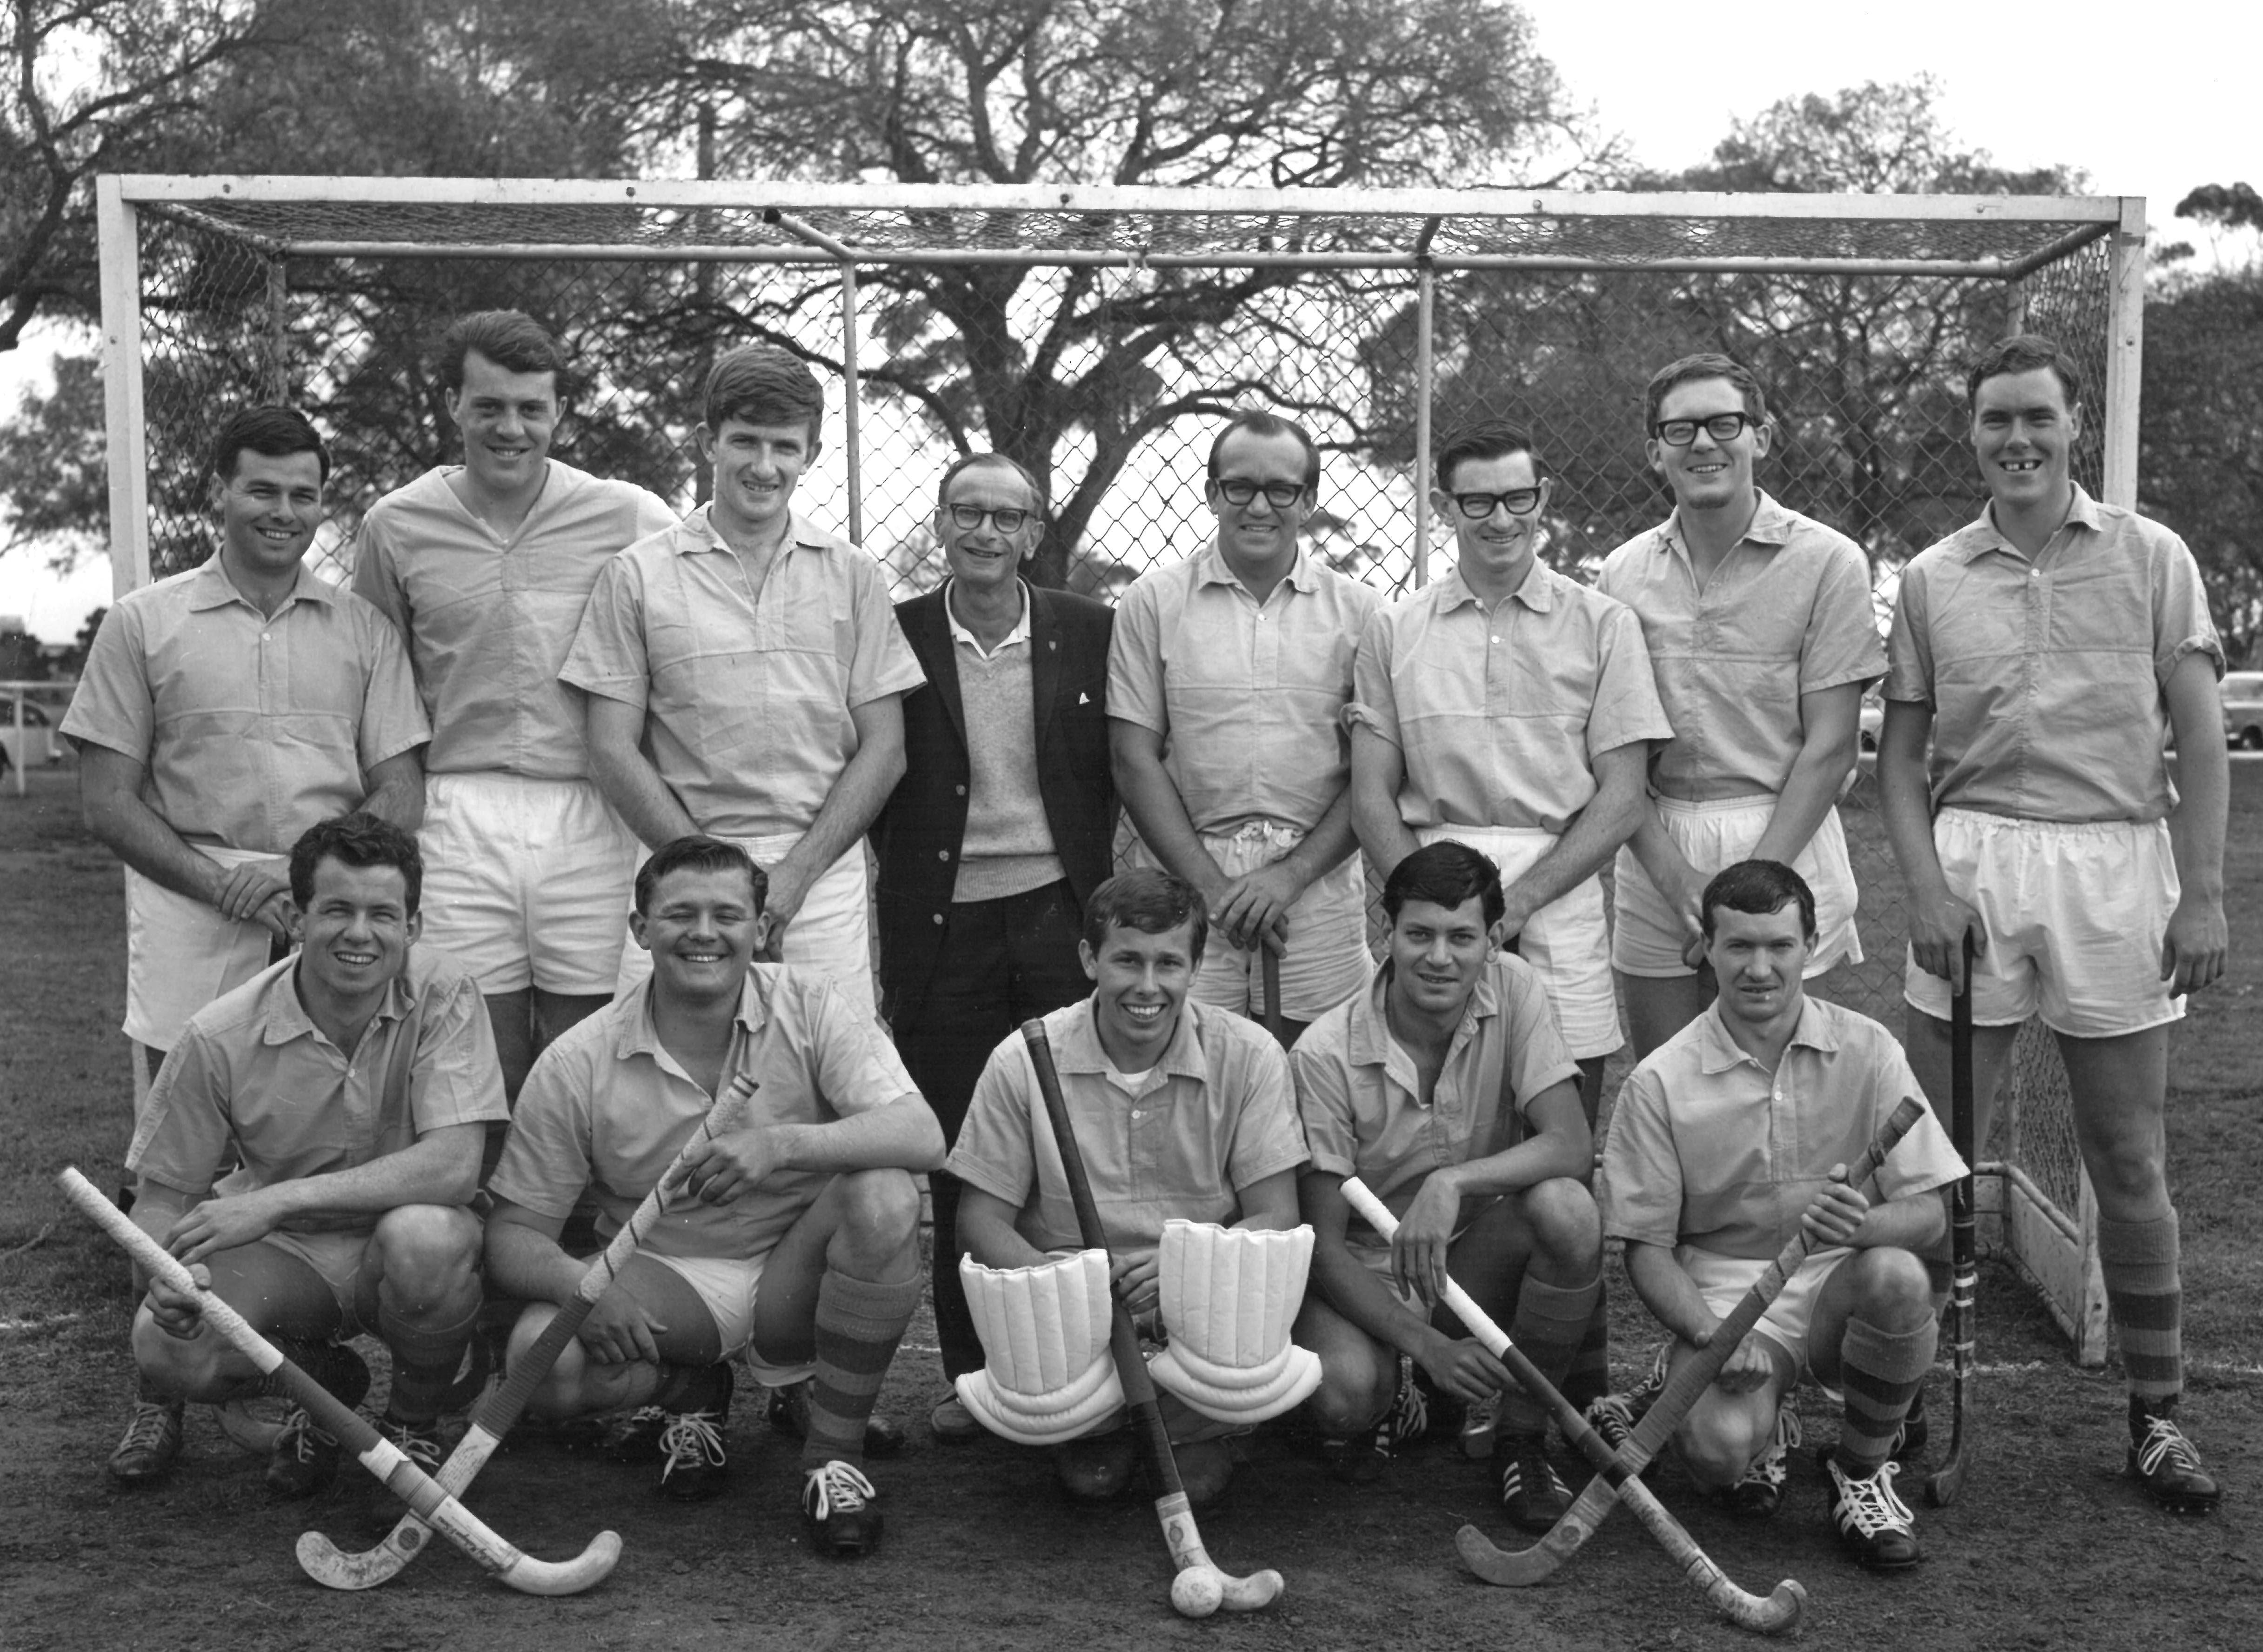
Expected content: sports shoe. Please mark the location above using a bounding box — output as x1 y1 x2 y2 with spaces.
265 1404 345 1500
1496 1433 1572 1534
802 1459 882 1556
2129 1409 2221 1515
374 1412 446 1476
601 1404 671 1462
1322 1353 1429 1483
1052 1429 1138 1500
1890 1385 1929 1461
766 1377 907 1460
928 1392 981 1446
1583 1343 1670 1465
1459 1390 1500 1461
1822 1449 1923 1570
107 1399 184 1485
1175 1437 1237 1508
654 1365 733 1501
1719 1399 1802 1518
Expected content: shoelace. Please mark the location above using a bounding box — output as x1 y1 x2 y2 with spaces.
658 1409 727 1481
804 1458 876 1516
378 1418 443 1473
275 1405 336 1463
1735 1405 1802 1490
1382 1355 1428 1450
2133 1416 2206 1478
120 1402 176 1452
1831 1459 1914 1536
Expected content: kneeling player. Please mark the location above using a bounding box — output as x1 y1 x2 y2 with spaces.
1292 841 1603 1531
947 869 1314 1506
1601 860 1964 1569
483 836 942 1555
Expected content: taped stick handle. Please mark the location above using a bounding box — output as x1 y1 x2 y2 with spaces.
1926 932 1980 1508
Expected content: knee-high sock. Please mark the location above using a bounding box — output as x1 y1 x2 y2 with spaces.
1837 1315 1936 1476
803 1267 923 1471
379 1300 481 1423
1499 1270 1601 1439
1559 1278 1612 1411
2100 1212 2183 1403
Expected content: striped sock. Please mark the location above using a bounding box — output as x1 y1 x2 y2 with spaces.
801 1267 922 1471
1559 1280 1612 1411
378 1301 481 1424
1499 1270 1601 1437
2100 1212 2183 1403
1836 1315 1936 1477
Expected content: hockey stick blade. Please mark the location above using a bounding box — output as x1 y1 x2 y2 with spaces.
1926 936 1978 1508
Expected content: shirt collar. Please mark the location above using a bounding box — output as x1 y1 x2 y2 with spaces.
944 578 1032 651
674 503 834 559
1194 540 1319 598
615 970 768 1060
1693 993 1841 1074
1660 489 1793 556
1347 962 1501 1074
1959 483 2103 564
1050 995 1212 1085
186 555 338 614
259 952 418 1047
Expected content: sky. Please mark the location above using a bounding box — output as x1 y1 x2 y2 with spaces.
2 0 2258 639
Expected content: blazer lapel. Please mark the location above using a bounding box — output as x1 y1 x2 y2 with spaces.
921 589 969 749
1029 586 1064 752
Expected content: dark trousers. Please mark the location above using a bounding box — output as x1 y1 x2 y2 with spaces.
893 879 1089 1380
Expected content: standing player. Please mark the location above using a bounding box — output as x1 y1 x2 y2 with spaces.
354 311 677 1098
874 453 1117 1443
1879 334 2230 1512
110 814 507 1492
484 836 942 1552
64 408 427 1076
1602 861 1964 1570
566 344 923 1013
1107 411 1380 1039
1598 354 1883 1059
1292 842 1603 1532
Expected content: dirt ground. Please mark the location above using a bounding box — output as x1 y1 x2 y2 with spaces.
5 760 2262 1651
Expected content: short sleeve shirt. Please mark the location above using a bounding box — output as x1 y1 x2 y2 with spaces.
1600 997 1965 1260
1348 560 1672 834
1597 493 1885 799
353 461 677 779
1107 545 1381 834
1292 955 1579 1242
560 506 925 839
60 560 429 852
490 968 919 1262
125 945 508 1233
1884 487 2223 823
945 998 1310 1255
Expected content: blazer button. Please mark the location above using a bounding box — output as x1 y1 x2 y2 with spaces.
938 849 951 861
955 785 967 796
932 913 945 925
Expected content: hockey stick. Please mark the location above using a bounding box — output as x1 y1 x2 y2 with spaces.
1339 1178 1805 1634
1020 1019 1284 1619
1259 948 1290 1049
1458 1095 1927 1586
58 1167 619 1596
1924 933 1977 1508
298 1072 758 1589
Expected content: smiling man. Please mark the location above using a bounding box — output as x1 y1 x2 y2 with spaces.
565 345 923 1013
1879 334 2231 1514
112 813 508 1495
873 453 1116 1442
485 836 943 1553
1601 860 1964 1572
354 312 677 1099
1290 841 1601 1532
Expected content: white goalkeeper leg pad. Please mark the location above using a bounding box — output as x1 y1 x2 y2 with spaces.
954 1250 1125 1446
1147 1220 1322 1426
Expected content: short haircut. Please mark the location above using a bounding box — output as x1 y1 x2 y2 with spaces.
704 344 825 446
289 811 423 917
1965 333 2082 411
1206 410 1321 494
1382 839 1506 930
212 406 329 485
634 835 768 916
1644 352 1768 432
937 452 1046 515
1698 859 1816 944
435 310 567 396
1081 868 1209 964
1434 418 1546 493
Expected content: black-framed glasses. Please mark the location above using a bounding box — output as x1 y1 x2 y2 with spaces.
1214 478 1308 508
943 503 1033 533
1652 412 1756 446
1450 488 1544 520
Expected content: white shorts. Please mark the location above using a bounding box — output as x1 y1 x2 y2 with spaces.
617 832 876 1015
260 1227 377 1337
1137 822 1373 1022
419 772 640 998
645 1251 815 1386
1612 795 1862 978
123 846 280 1053
1680 1243 1853 1379
1903 809 2183 1038
1421 826 1622 1060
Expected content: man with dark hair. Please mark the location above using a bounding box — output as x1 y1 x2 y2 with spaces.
67 406 427 1072
1598 353 1883 1059
946 867 1311 1505
1880 332 2230 1512
485 835 943 1554
567 343 922 1013
110 812 508 1493
874 453 1117 1443
1290 840 1602 1531
1109 409 1379 1042
354 310 678 1098
1601 860 1964 1570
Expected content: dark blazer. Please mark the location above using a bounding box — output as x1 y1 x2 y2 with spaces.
874 582 1117 1027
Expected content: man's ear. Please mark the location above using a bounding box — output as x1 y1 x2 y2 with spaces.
628 907 651 954
1078 939 1099 983
750 910 775 957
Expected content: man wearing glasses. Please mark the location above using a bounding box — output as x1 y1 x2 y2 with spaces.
1108 410 1381 1041
1597 354 1883 1062
874 453 1118 1443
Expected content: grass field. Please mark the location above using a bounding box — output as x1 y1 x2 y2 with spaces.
3 759 2259 1651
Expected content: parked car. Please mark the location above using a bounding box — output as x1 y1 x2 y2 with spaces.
2225 672 2263 750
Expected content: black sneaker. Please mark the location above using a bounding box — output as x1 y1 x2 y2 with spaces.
107 1399 184 1485
374 1412 446 1476
2129 1410 2221 1515
1719 1399 1801 1518
1495 1433 1572 1534
654 1365 733 1502
266 1404 346 1500
1323 1352 1429 1483
1891 1385 1929 1461
1822 1449 1923 1570
766 1377 907 1460
601 1404 671 1462
802 1459 882 1556
1583 1342 1670 1465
